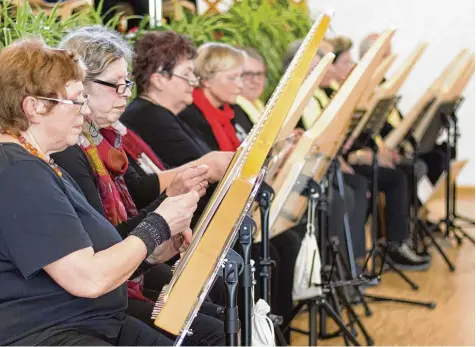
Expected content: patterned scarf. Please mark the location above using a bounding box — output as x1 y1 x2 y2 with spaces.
79 123 138 225
79 122 152 303
193 88 241 151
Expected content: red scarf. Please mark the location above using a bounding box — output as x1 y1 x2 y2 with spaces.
192 88 241 151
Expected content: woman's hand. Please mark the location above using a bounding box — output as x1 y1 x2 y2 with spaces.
166 165 209 197
147 228 193 264
199 151 234 182
155 191 199 237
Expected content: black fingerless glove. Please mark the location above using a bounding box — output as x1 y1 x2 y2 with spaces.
130 213 171 257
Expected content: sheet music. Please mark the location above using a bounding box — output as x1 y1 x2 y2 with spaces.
417 175 434 205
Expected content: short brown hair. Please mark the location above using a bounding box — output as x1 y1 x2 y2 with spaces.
0 37 85 132
133 31 197 95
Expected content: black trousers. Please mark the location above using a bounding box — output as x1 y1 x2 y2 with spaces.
341 173 369 259
127 298 225 346
351 165 409 244
35 315 174 346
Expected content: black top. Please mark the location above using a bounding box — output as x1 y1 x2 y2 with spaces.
120 98 211 168
232 104 254 140
0 143 126 345
179 104 221 151
52 145 166 240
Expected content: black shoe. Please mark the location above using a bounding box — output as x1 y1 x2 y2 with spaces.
386 243 431 271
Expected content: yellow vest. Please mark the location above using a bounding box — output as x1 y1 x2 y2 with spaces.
301 88 331 130
236 96 264 124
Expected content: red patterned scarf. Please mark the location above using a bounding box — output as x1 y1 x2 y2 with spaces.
192 88 241 151
79 124 138 225
79 123 152 303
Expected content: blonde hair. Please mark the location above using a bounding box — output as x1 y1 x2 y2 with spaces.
195 42 245 80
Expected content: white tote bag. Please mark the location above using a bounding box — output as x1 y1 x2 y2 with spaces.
292 198 322 301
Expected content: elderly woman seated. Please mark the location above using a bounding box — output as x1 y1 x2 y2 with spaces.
0 38 199 346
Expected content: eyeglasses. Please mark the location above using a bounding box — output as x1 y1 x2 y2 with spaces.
171 73 201 87
92 79 134 94
242 71 266 80
36 95 89 114
159 70 201 87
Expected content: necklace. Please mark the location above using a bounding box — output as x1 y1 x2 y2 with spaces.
1 129 63 177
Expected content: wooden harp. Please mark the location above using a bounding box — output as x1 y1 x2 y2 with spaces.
344 53 398 148
385 48 469 149
151 11 333 342
413 52 474 143
347 42 427 149
268 29 396 237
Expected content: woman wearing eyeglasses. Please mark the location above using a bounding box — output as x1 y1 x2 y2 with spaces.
51 26 226 345
0 38 199 346
121 31 232 176
178 42 247 150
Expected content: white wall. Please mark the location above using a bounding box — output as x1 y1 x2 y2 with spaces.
309 0 475 185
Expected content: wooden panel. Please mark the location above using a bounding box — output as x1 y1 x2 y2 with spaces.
385 49 469 149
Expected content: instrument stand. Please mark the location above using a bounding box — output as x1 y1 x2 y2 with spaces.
285 177 371 346
361 138 420 291
409 139 456 271
238 215 256 346
223 258 240 347
256 182 288 346
435 105 475 244
356 139 436 308
448 99 475 228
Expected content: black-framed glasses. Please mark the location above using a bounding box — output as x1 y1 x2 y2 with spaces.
92 79 134 94
36 95 89 114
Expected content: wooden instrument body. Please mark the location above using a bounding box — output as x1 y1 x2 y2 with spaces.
385 49 470 149
152 13 332 338
413 53 474 142
268 29 396 237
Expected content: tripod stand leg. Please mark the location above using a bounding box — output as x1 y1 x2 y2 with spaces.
336 286 374 346
419 221 456 271
363 294 436 309
454 214 475 226
309 300 318 346
318 298 360 346
377 249 419 290
453 225 475 244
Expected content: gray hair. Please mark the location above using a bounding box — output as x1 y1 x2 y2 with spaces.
58 25 132 80
283 39 325 71
359 35 377 59
243 47 265 64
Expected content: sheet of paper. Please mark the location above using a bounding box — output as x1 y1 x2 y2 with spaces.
418 175 434 204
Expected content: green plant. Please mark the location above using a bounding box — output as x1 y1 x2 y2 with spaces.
0 0 123 48
161 0 311 101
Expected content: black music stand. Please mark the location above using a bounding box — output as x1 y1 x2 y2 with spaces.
418 98 475 245
397 105 456 272
346 97 423 290
282 172 370 346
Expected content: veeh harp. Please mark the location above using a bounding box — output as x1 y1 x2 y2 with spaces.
151 11 333 345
